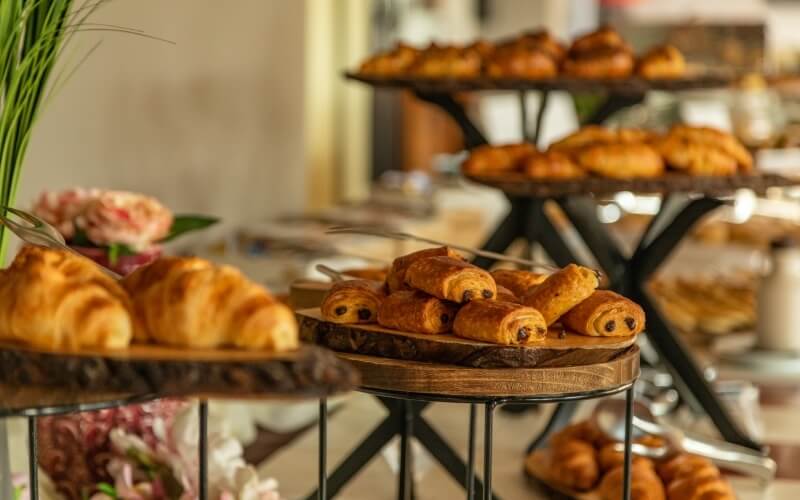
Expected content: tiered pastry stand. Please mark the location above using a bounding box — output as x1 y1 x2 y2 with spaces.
0 342 359 500
299 309 640 500
346 71 798 452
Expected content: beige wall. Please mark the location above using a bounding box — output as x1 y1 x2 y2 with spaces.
18 1 307 229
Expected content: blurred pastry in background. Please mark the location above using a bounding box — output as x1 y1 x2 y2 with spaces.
636 45 686 80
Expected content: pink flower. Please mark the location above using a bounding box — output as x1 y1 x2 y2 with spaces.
31 188 98 239
78 191 173 252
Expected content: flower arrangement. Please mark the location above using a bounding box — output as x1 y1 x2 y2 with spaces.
32 188 217 274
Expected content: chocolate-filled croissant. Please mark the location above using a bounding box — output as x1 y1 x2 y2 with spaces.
377 290 459 334
495 285 519 303
454 300 547 345
561 290 645 337
321 280 386 324
386 247 463 292
491 269 547 298
521 264 598 325
405 256 497 303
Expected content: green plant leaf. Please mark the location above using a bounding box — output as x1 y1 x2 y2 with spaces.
160 214 219 243
106 242 138 264
95 482 118 499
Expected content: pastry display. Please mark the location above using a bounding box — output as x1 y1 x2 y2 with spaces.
404 256 497 303
355 27 685 81
123 256 299 351
461 124 753 180
386 246 463 292
377 290 458 335
561 290 646 337
321 279 386 324
0 246 138 350
522 264 599 325
453 300 547 345
490 268 547 297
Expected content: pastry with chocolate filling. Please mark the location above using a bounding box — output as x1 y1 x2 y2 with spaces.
577 142 665 179
377 290 458 334
321 280 386 324
405 256 497 303
386 246 463 293
453 300 547 345
637 44 686 80
490 269 547 298
522 150 586 180
561 290 645 337
495 285 520 303
521 264 599 325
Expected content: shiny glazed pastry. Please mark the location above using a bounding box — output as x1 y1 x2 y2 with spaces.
486 45 558 79
548 125 619 153
0 246 138 350
656 137 738 176
405 256 497 303
453 300 547 345
409 44 482 79
321 280 386 324
358 43 419 77
377 290 458 334
562 47 634 79
515 30 566 62
522 151 586 179
522 264 599 325
561 290 645 337
667 125 753 171
386 246 463 292
495 285 520 303
461 143 535 175
548 439 600 491
490 268 547 297
123 256 298 351
569 26 630 54
577 142 665 179
637 44 686 80
598 462 666 500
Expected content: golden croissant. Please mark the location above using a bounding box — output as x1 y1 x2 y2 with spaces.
123 256 298 351
0 246 138 350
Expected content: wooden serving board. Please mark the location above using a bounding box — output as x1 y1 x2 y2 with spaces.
525 449 600 500
298 308 637 369
0 341 359 403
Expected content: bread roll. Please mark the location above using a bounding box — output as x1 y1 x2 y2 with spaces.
405 256 497 303
521 264 599 325
321 280 385 324
561 290 645 337
377 290 458 334
453 300 547 345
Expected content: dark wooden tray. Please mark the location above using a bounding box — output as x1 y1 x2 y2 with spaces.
345 71 734 95
464 172 798 198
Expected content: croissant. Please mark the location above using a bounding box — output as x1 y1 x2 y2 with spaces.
577 142 665 179
495 285 520 303
660 454 734 500
657 454 716 485
548 439 600 491
549 420 606 448
598 462 666 500
548 126 619 153
521 264 599 325
522 151 586 180
0 246 137 350
490 269 547 298
669 125 753 171
377 290 459 334
561 290 645 337
461 143 536 176
386 246 463 293
123 256 298 351
453 300 547 345
321 280 385 324
404 256 497 303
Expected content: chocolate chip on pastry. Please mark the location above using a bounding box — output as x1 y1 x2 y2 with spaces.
321 279 386 324
453 300 547 345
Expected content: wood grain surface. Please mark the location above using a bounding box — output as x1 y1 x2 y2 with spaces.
298 308 637 369
0 341 359 403
338 346 638 397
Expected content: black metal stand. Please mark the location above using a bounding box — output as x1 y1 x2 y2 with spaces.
313 383 636 500
199 400 209 500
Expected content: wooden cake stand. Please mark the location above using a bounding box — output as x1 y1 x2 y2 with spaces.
0 341 358 500
298 309 640 500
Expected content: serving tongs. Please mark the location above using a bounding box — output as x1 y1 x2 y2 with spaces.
325 225 560 272
0 206 123 280
593 398 776 483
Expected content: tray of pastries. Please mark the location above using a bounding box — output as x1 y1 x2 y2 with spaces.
299 246 645 369
461 124 795 197
349 26 732 94
525 420 735 500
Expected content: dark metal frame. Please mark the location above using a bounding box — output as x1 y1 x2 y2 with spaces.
311 383 636 500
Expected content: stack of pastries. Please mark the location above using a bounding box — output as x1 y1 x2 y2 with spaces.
358 26 686 81
0 246 298 352
462 124 753 180
529 420 735 499
320 246 645 345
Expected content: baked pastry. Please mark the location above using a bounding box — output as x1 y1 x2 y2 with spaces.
461 143 536 176
577 142 665 179
405 256 497 303
0 246 138 350
659 138 738 176
359 43 419 77
522 151 586 180
495 285 520 303
321 280 386 324
453 300 547 345
123 256 298 351
637 45 686 80
515 30 566 62
521 264 599 325
409 44 482 79
377 290 458 334
490 269 547 297
549 420 606 448
548 439 600 491
548 125 619 153
486 45 558 79
666 472 735 500
657 454 716 485
569 26 630 54
617 128 658 144
386 246 463 292
667 125 753 172
340 267 389 282
563 47 634 79
561 290 645 337
598 462 666 500
598 437 662 471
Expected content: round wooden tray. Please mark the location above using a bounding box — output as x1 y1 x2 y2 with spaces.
0 341 359 414
465 172 798 198
345 72 734 95
298 308 638 369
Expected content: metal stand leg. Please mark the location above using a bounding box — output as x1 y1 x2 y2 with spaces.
398 401 413 500
623 386 634 500
319 399 327 500
466 404 476 500
199 401 208 500
28 417 38 500
483 403 495 500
